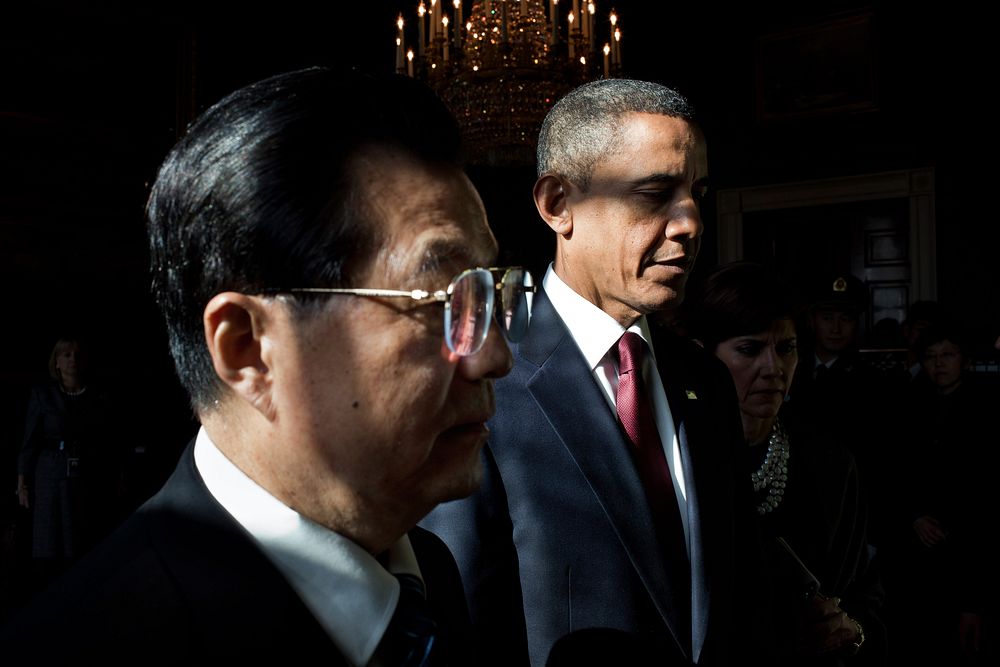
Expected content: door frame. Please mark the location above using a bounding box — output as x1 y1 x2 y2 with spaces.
716 169 936 302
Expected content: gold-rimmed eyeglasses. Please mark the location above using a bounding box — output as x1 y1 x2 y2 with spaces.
265 267 535 357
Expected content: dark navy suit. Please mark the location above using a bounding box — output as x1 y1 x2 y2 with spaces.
1 443 472 663
422 287 759 666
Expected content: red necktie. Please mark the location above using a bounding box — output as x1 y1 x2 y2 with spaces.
616 332 690 575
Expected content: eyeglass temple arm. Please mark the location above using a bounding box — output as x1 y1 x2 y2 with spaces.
486 268 537 294
282 287 448 302
496 283 537 294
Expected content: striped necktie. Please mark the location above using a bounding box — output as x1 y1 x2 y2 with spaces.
375 573 438 667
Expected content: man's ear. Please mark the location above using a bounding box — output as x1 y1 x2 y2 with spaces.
533 173 573 237
203 292 275 420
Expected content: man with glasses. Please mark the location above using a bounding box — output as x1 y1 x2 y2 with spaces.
1 67 528 663
423 79 762 665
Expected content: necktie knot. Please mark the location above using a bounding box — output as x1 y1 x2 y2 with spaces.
617 331 644 376
616 332 652 447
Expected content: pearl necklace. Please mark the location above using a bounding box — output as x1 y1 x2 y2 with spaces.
751 417 790 515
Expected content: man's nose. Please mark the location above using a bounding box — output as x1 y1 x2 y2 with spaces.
458 320 513 381
665 201 703 241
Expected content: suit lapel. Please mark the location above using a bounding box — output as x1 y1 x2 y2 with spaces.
519 290 691 657
651 327 714 662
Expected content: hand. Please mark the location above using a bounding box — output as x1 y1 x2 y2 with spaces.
797 595 862 656
912 515 948 547
958 612 981 658
16 474 29 509
17 485 30 508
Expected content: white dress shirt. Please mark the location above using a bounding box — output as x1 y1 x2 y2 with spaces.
194 428 420 666
543 265 690 553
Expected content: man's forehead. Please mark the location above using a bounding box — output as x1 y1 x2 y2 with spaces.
375 224 497 284
619 112 702 147
590 112 707 183
352 149 496 280
415 234 496 274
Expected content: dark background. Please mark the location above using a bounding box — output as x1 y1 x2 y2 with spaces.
2 0 996 491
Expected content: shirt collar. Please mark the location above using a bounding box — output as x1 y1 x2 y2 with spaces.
814 354 837 369
194 427 417 666
543 263 654 366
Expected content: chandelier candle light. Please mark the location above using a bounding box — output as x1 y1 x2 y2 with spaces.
394 0 625 166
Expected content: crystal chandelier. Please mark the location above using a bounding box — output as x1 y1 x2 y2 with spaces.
394 0 625 167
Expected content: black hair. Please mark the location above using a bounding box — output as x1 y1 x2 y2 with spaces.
147 67 462 411
915 322 970 360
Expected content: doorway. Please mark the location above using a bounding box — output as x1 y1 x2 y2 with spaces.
717 168 935 344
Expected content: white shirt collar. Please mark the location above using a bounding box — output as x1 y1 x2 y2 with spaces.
814 354 837 370
543 263 654 366
194 428 418 666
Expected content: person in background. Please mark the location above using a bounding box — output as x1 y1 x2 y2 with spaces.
789 273 870 425
685 262 884 666
15 336 114 590
788 273 896 549
1 66 523 663
887 323 997 665
900 300 941 383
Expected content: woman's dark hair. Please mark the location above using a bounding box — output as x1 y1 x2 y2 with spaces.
683 261 794 350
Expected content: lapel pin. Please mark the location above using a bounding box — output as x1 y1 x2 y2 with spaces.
685 390 698 399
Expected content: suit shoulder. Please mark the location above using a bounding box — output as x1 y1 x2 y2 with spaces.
0 509 185 656
24 380 60 406
2 481 334 658
654 327 721 364
654 330 738 389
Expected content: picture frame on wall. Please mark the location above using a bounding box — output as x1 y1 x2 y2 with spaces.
756 12 879 123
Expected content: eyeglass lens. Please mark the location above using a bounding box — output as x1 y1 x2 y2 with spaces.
447 270 494 356
445 268 534 356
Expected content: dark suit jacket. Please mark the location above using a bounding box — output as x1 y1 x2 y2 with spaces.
421 288 760 666
1 442 472 663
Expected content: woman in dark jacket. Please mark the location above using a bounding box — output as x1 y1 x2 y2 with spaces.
16 337 112 581
684 262 884 666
